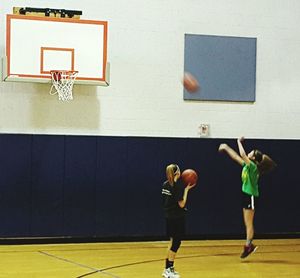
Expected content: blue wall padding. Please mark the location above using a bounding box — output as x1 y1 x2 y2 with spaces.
0 134 32 236
63 136 98 235
0 134 298 238
31 135 65 236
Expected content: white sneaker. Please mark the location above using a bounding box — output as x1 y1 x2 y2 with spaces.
162 267 180 278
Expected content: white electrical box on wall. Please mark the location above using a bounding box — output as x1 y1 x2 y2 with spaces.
199 124 210 137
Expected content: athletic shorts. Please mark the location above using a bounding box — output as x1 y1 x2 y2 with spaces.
166 216 186 238
242 192 257 210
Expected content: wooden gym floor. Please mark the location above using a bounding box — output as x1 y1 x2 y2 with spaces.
0 239 299 277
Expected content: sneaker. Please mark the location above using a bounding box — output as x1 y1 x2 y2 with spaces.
240 244 258 259
162 266 180 278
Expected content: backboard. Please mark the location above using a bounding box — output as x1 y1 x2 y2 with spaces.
3 14 109 86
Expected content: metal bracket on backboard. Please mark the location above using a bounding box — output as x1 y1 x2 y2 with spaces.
104 62 110 86
1 56 7 82
1 56 110 86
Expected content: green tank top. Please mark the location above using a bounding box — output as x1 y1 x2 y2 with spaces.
241 161 259 197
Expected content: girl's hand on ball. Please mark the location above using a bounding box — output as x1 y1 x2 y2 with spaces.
186 183 196 190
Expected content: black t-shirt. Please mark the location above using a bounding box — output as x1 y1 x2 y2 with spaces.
162 179 186 218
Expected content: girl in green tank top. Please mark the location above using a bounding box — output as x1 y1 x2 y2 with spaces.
218 137 276 259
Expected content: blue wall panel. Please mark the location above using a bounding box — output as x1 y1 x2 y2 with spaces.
0 134 32 236
31 135 65 236
184 34 256 102
95 136 129 237
64 136 97 236
0 134 298 239
125 137 162 236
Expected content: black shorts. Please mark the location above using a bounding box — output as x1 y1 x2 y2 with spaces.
166 216 186 238
241 192 257 210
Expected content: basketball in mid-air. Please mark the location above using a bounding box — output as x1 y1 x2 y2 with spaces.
181 169 198 186
183 72 199 92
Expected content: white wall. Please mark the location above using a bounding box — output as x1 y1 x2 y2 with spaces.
1 0 300 139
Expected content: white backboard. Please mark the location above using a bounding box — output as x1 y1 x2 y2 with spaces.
4 14 109 85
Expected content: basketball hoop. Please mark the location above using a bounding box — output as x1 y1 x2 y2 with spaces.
49 70 78 101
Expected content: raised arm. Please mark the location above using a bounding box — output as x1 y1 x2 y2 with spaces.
237 137 251 165
218 143 244 166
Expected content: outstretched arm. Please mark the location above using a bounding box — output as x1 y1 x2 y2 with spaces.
218 143 244 166
237 137 251 165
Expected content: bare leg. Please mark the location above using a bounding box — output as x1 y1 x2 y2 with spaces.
243 208 255 242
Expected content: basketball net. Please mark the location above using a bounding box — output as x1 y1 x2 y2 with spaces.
49 70 78 101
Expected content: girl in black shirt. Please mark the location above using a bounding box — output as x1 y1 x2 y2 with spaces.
162 164 195 278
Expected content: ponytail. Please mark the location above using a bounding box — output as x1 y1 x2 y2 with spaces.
257 154 277 175
166 164 180 186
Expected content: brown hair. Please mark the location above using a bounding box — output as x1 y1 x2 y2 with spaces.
166 164 180 186
253 149 263 163
257 154 277 175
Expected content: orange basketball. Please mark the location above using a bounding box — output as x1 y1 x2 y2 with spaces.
183 72 199 92
181 169 198 186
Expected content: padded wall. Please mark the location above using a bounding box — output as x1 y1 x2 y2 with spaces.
0 134 298 238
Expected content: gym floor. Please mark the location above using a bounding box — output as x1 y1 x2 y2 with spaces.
0 239 299 277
